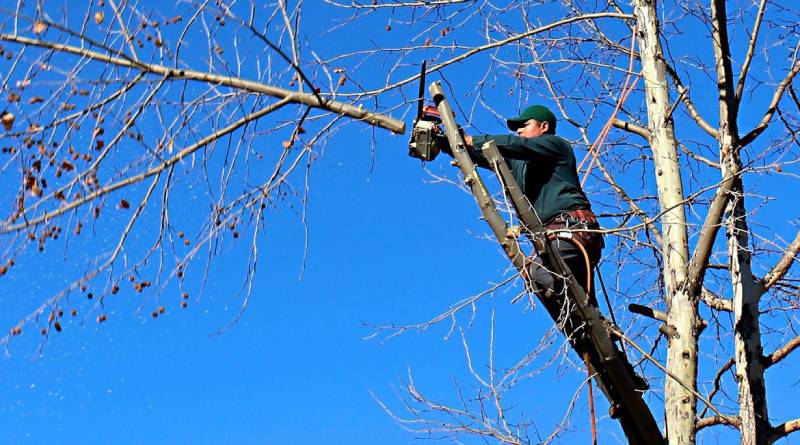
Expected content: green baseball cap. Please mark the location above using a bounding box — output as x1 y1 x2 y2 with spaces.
506 105 557 134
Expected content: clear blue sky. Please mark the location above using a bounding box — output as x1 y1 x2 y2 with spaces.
1 1 798 444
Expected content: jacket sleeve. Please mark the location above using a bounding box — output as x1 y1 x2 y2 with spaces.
439 136 491 168
471 134 564 161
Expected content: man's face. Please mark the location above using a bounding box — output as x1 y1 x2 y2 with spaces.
516 119 549 138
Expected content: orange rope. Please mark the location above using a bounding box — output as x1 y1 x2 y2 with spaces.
579 28 639 187
560 233 597 445
560 235 598 444
560 235 593 296
584 351 598 445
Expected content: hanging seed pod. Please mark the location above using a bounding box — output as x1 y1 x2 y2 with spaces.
33 22 47 34
1 111 14 131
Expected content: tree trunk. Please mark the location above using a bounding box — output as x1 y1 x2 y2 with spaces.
632 0 696 443
728 169 770 445
708 0 771 441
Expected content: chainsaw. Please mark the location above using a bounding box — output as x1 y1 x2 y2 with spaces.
408 61 446 161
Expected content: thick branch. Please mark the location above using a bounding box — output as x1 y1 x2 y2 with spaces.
770 418 800 444
761 230 800 291
735 0 768 102
0 33 405 134
612 118 650 141
684 175 735 295
741 57 800 147
696 415 741 431
700 288 733 312
711 0 740 134
763 335 800 368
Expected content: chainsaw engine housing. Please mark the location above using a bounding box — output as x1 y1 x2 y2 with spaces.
409 120 441 161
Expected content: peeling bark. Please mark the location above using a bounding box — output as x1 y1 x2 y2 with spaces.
727 163 770 445
631 0 696 443
709 0 771 442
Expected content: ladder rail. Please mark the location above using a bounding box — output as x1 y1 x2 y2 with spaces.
429 81 664 445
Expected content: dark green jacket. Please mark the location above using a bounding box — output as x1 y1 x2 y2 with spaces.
468 134 591 225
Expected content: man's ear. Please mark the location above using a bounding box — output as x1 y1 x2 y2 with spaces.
540 121 550 134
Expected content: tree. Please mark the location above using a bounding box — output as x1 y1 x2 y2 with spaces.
2 1 800 444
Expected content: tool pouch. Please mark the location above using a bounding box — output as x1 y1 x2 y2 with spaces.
546 213 604 265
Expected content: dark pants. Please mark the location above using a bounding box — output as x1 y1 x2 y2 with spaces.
528 216 603 308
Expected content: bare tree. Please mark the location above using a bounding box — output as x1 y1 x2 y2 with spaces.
0 1 403 344
3 1 800 444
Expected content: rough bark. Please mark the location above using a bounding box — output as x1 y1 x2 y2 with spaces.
728 174 770 445
709 1 771 442
631 0 696 443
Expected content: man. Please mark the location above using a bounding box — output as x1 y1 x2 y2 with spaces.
438 104 651 393
443 105 603 305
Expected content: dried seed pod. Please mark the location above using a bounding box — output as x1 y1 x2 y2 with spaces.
54 321 62 332
97 314 107 323
118 199 130 209
94 11 105 25
33 22 47 34
1 111 14 131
